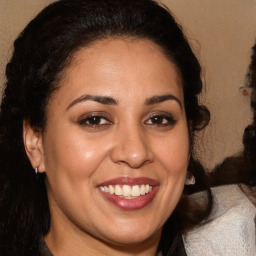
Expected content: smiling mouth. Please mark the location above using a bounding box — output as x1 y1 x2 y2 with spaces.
97 177 159 210
99 184 153 199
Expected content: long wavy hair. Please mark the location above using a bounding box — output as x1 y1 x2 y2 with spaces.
0 0 212 255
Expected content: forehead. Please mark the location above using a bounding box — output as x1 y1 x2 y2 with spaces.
53 37 183 105
63 37 181 83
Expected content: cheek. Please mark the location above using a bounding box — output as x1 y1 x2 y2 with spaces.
160 131 189 209
151 130 189 228
155 129 190 175
42 128 109 186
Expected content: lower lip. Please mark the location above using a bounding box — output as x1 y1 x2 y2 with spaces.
99 187 158 210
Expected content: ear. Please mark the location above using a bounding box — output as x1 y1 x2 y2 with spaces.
23 120 45 173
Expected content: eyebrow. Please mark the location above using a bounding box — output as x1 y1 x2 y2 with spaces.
66 94 118 110
66 93 182 110
145 94 182 108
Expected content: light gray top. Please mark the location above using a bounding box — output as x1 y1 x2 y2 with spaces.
183 184 256 256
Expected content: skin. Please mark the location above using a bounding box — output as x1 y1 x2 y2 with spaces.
24 38 190 256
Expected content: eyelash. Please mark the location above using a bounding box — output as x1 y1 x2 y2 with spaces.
78 115 112 127
78 113 177 129
145 113 177 127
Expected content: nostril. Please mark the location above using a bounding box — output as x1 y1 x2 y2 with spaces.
110 141 153 168
118 158 152 169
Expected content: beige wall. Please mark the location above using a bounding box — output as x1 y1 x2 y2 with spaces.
1 0 256 170
0 0 54 90
161 0 256 169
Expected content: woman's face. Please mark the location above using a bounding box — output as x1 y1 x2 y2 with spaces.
29 38 189 249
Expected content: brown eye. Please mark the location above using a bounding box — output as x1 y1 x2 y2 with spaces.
150 116 165 124
79 115 112 127
145 114 177 126
86 116 105 125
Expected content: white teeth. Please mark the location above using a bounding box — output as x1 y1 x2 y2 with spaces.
140 184 146 195
104 186 109 193
123 185 132 197
131 185 140 197
115 185 122 196
99 184 153 198
109 185 115 194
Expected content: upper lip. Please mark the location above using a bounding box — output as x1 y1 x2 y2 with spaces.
97 177 159 187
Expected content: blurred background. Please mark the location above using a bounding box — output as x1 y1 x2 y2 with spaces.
1 0 256 170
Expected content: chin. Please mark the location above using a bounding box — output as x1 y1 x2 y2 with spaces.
101 222 162 247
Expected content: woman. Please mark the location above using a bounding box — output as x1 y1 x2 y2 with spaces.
0 0 212 255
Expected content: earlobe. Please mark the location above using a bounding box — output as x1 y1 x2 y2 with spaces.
23 120 45 173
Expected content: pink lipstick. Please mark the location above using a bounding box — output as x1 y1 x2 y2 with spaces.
97 177 159 210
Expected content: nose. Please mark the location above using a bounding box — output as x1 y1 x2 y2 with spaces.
110 125 154 168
